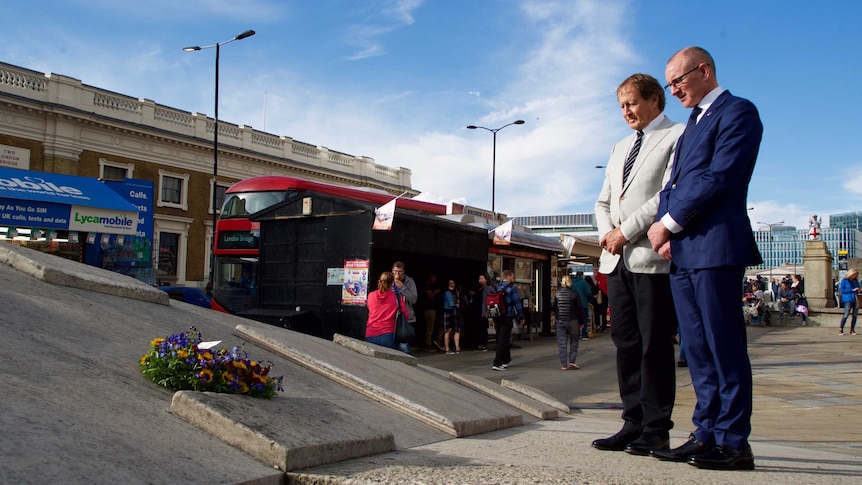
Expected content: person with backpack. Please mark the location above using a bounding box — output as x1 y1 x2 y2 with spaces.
489 270 525 371
551 275 585 370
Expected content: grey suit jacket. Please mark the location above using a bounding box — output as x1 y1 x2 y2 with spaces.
595 115 684 275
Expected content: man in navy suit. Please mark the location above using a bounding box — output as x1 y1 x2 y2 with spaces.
646 47 763 471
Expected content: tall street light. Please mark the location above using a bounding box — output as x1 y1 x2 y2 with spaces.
758 220 784 291
184 29 256 287
466 120 525 213
792 232 799 275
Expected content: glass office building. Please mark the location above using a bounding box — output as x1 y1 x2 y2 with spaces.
829 211 862 232
512 213 598 236
752 226 862 272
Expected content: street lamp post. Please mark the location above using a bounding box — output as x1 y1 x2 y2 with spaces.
466 120 525 213
792 232 800 275
184 29 256 287
757 220 784 291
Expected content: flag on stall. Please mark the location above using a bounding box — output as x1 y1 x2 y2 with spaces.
372 198 397 231
492 219 513 246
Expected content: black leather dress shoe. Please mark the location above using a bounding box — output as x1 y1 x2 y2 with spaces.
651 433 713 462
591 428 641 451
688 445 755 470
625 431 670 456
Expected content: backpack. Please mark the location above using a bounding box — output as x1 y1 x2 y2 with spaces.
485 285 508 318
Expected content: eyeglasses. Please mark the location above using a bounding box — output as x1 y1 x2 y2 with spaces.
664 64 701 92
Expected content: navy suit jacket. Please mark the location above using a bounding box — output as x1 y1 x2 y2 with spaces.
656 90 763 269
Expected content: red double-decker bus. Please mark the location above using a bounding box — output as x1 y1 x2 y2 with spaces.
211 175 446 315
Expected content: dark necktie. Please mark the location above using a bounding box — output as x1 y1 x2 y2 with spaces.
621 130 643 186
688 106 703 127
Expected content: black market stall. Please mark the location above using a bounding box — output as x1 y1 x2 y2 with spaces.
246 190 490 340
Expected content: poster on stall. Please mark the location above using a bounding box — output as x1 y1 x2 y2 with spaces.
326 267 345 285
372 198 396 231
492 219 513 246
341 259 369 305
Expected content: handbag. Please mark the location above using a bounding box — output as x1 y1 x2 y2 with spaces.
394 293 414 343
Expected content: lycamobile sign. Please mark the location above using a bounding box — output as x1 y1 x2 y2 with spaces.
0 176 88 200
73 211 135 228
0 167 139 235
69 206 138 234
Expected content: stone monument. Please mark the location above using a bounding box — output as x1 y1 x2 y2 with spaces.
803 214 834 308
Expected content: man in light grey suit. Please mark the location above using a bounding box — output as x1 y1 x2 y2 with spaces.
592 73 685 456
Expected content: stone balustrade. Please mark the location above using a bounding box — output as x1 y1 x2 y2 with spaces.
0 61 413 191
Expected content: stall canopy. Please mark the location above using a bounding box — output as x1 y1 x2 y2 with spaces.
436 214 565 253
0 167 139 235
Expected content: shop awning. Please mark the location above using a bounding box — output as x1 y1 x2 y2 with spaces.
0 167 139 235
468 222 565 253
560 234 602 260
436 214 566 253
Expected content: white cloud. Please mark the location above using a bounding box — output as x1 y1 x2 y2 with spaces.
363 0 635 217
343 0 426 61
384 0 425 24
843 173 862 196
747 200 831 232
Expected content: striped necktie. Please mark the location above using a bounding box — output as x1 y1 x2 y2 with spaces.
621 130 643 186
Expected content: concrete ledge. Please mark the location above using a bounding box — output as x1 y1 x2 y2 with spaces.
448 372 559 420
236 324 523 438
170 391 395 472
236 324 467 436
501 378 570 414
333 333 417 365
0 243 169 305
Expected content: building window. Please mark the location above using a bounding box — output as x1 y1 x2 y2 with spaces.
153 214 192 285
157 169 189 210
162 177 182 204
157 231 179 280
99 159 134 181
210 181 229 215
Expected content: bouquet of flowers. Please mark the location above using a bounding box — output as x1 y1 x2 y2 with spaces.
140 327 283 398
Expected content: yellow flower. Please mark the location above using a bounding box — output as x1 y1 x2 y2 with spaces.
198 369 214 383
139 355 149 366
237 381 249 393
177 348 189 359
150 337 165 347
222 372 235 384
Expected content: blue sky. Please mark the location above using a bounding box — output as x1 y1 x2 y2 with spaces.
3 0 860 230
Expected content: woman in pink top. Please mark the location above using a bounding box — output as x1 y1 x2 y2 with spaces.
366 271 410 348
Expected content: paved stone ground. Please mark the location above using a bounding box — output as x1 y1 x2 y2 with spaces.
292 324 862 484
417 324 862 456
